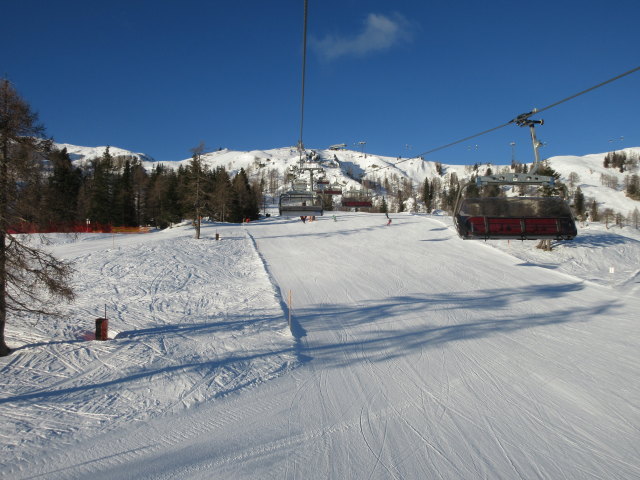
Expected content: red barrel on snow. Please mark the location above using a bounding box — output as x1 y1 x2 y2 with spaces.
95 318 108 340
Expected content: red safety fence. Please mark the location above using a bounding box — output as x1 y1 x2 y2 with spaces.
8 222 152 234
111 226 153 234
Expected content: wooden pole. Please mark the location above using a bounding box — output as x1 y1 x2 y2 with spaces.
288 290 292 331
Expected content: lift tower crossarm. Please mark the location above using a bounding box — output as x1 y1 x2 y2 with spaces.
475 109 554 186
509 108 547 175
475 173 555 187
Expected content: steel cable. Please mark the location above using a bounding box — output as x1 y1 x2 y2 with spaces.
362 65 640 178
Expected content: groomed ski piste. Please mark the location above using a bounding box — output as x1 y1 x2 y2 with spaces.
2 212 639 479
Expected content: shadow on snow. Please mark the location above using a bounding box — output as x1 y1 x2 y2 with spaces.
0 281 619 406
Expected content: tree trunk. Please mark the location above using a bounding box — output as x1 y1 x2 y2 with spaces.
0 142 10 356
0 229 10 355
0 239 9 355
536 239 552 251
194 211 201 239
0 80 73 356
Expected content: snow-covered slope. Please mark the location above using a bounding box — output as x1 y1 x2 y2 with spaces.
2 213 639 479
1 225 297 467
547 148 640 216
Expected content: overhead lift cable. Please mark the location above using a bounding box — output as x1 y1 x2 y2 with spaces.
298 0 308 155
279 0 323 218
362 65 640 178
515 64 640 120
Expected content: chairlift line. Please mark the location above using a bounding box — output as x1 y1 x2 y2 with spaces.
360 65 640 178
298 0 309 154
285 9 637 227
279 0 323 218
517 64 640 120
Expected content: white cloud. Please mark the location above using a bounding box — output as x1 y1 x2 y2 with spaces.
311 13 414 61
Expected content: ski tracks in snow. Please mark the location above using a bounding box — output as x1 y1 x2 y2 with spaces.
4 215 640 479
1 225 298 476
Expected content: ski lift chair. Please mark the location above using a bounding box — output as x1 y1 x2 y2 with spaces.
453 111 577 241
315 178 330 193
322 181 343 195
279 190 323 217
453 173 577 240
341 189 373 208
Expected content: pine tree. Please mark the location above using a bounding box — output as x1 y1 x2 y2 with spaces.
131 160 149 226
445 172 460 213
87 148 115 225
625 174 640 200
380 197 388 214
535 161 564 197
589 198 600 222
11 142 48 226
146 165 181 228
602 208 615 228
631 207 639 229
211 166 234 222
430 178 441 210
113 159 137 226
397 189 405 212
573 186 585 219
185 143 208 239
231 168 259 222
422 177 433 211
0 79 75 356
461 174 478 199
47 147 82 225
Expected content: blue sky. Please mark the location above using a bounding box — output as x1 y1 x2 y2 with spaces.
2 0 639 164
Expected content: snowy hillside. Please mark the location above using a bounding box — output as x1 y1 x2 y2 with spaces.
57 142 640 217
55 143 156 167
2 213 639 479
547 148 640 216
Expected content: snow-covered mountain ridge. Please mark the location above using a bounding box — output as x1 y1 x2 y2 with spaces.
56 142 640 216
55 143 156 166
